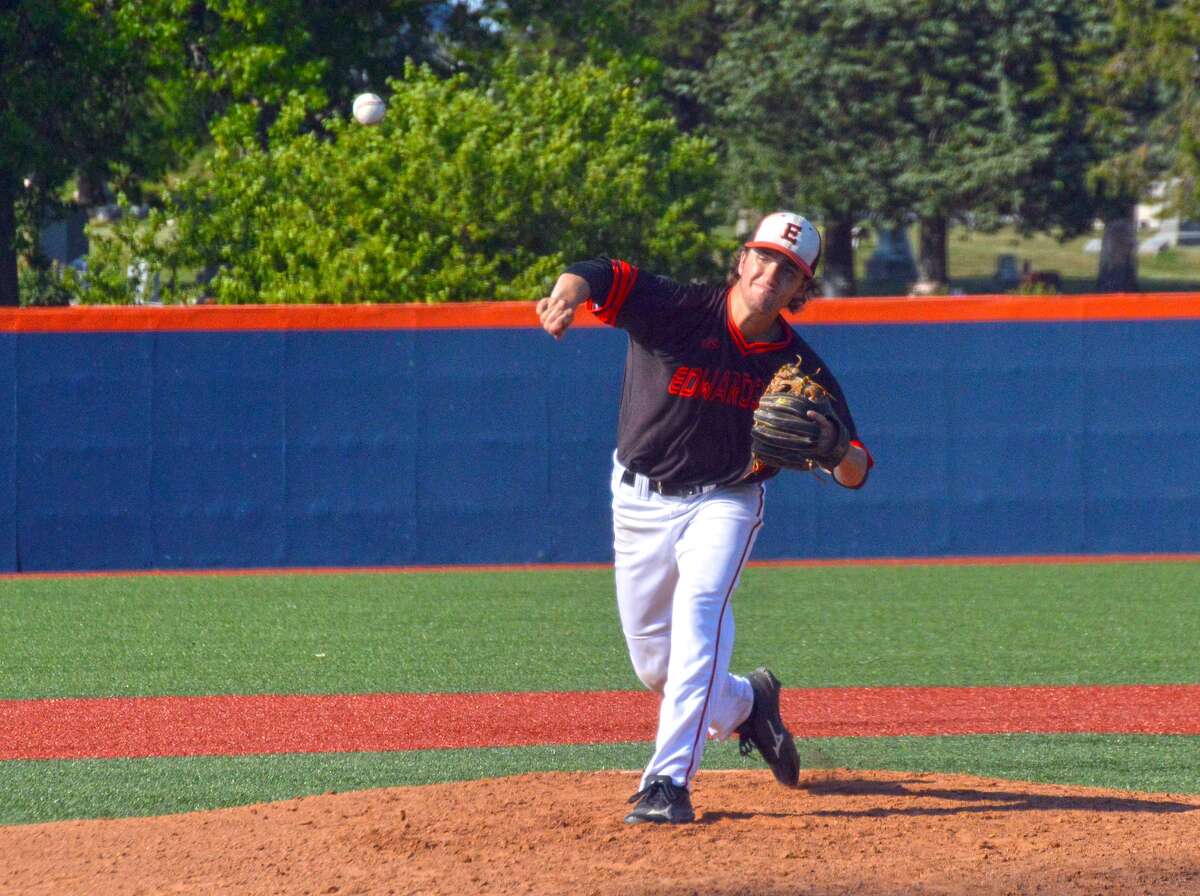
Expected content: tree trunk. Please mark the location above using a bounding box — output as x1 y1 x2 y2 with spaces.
820 216 856 297
75 166 108 207
914 215 948 292
1097 203 1138 292
0 173 18 307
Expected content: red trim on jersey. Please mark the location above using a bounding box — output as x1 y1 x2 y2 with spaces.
725 289 794 356
837 439 874 490
850 439 874 469
588 259 638 325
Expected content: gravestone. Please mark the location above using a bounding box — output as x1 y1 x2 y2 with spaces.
865 226 918 282
38 210 88 265
993 254 1020 289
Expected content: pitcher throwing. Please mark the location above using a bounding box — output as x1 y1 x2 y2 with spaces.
536 212 873 824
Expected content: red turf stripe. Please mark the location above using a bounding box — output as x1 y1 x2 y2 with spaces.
0 692 656 761
2 685 1198 761
781 685 1200 737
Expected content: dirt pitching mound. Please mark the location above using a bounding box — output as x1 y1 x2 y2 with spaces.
3 769 1200 895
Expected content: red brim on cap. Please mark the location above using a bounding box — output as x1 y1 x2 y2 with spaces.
744 241 813 278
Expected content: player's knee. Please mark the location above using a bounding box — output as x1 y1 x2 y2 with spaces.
625 637 669 694
638 671 667 695
635 665 667 695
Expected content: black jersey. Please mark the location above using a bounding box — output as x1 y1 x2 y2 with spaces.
568 258 860 487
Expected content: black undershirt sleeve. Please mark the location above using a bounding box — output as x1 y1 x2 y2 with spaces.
564 259 614 305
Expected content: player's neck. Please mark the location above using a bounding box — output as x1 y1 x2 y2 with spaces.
729 284 785 342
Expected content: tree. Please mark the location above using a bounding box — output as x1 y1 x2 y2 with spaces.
1085 0 1199 292
129 1 501 152
94 56 726 303
1 2 504 306
1112 0 1200 214
0 1 159 306
705 0 1105 294
703 1 911 295
490 0 727 131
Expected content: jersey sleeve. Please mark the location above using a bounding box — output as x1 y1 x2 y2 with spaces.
565 258 710 343
565 258 639 325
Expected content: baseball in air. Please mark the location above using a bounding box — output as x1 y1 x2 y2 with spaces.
352 92 386 126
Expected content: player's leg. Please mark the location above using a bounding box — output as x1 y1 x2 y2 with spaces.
610 461 683 695
638 482 763 788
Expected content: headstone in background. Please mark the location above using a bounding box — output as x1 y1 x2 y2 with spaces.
1178 219 1200 247
1137 217 1200 253
128 259 161 304
865 226 918 283
38 209 89 266
993 254 1020 289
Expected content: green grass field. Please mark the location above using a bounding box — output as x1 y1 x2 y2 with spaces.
2 561 1199 824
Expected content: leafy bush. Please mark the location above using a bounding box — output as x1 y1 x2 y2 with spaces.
107 55 726 304
17 264 73 307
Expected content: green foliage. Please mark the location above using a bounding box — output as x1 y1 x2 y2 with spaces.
117 56 725 304
0 1 161 304
72 204 167 305
1009 280 1062 296
492 0 726 129
0 2 148 190
1110 0 1200 216
706 1 1099 228
705 1 901 223
107 1 501 161
16 264 73 307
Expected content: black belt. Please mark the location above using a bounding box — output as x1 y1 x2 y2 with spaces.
620 469 716 498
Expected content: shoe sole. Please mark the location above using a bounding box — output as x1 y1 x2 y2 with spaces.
623 811 695 825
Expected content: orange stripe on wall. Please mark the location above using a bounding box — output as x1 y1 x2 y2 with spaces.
0 302 557 333
1 293 1198 334
792 292 1200 325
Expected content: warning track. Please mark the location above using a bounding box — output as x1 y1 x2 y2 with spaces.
3 685 1197 761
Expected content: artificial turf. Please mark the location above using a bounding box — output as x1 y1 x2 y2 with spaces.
1 560 1198 823
1 562 1198 699
4 735 1199 825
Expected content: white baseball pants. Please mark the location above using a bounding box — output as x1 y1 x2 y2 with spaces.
610 456 763 790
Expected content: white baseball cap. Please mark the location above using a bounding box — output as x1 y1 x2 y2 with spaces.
745 211 822 278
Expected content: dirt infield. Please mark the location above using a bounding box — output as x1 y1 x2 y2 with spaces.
4 769 1199 895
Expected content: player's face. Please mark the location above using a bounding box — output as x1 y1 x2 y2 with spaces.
738 248 810 313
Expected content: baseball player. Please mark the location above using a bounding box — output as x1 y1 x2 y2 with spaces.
537 212 872 824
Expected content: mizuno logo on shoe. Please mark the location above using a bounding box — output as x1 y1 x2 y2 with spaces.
767 718 786 756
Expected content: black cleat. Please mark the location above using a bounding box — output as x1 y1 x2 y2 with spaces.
624 775 695 824
736 667 800 788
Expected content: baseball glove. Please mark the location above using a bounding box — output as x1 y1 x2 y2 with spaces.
751 357 850 472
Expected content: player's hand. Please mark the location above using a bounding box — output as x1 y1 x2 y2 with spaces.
538 273 591 340
805 409 842 459
537 295 576 339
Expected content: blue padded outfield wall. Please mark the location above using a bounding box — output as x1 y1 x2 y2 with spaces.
1 298 1198 572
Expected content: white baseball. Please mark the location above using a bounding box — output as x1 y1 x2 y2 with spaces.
352 92 386 126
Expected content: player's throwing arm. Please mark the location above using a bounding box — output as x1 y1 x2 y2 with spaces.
537 274 590 339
